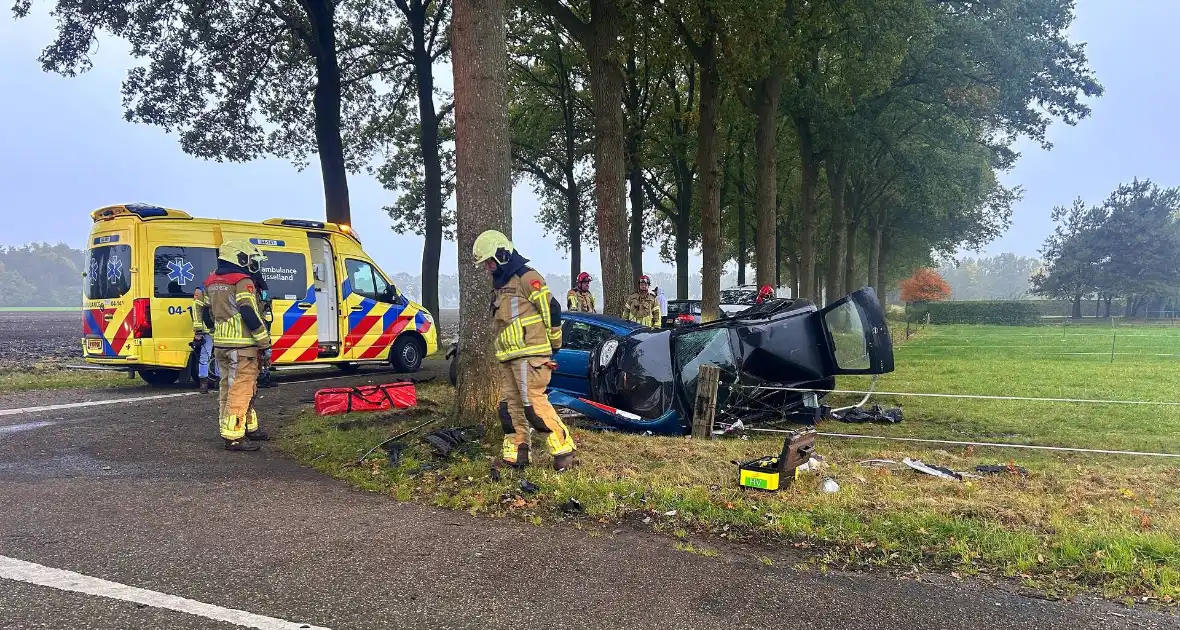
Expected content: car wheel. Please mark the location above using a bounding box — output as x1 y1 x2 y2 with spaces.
335 362 360 373
390 336 424 373
139 369 179 387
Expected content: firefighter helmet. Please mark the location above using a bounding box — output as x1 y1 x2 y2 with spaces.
577 272 592 283
218 240 267 273
638 274 651 285
472 230 513 267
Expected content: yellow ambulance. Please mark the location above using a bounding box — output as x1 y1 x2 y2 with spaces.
82 203 437 386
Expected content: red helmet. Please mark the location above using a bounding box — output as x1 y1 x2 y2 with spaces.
638 274 651 285
757 285 774 303
577 272 592 283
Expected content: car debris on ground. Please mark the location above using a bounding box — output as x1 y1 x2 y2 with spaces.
833 404 904 424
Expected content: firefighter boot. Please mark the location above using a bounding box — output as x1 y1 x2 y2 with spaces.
224 438 261 452
501 438 530 469
245 410 268 441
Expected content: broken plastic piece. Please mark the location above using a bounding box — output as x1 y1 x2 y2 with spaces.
858 459 899 468
821 478 840 493
835 404 903 424
520 479 540 494
975 464 1029 477
561 498 584 513
903 457 963 481
421 426 485 458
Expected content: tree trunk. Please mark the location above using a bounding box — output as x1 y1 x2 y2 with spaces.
737 191 747 286
824 156 848 305
843 218 858 295
452 0 511 423
628 164 644 284
754 67 783 289
301 0 351 226
1071 293 1083 319
876 235 889 302
625 43 645 285
412 4 443 319
696 40 722 322
867 214 881 299
566 179 581 286
675 204 690 299
795 119 819 302
587 0 632 315
1105 296 1112 317
774 219 782 288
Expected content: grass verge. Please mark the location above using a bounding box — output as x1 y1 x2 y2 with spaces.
0 306 80 312
280 382 1180 604
0 363 140 393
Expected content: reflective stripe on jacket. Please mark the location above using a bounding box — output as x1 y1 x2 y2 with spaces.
191 289 210 334
623 292 661 328
566 289 595 313
205 272 271 349
492 269 561 362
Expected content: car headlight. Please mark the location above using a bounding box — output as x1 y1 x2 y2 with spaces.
599 340 618 367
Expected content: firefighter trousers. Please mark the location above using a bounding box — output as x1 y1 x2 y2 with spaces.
496 357 575 459
215 348 260 441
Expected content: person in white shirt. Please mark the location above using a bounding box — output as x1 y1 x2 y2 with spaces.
654 286 668 317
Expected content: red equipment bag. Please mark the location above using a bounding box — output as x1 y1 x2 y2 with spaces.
314 382 418 416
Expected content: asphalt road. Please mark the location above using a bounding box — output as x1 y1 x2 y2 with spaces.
0 336 1173 627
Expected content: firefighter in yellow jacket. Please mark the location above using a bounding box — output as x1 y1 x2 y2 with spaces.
566 272 596 313
202 240 272 452
623 274 661 327
191 286 219 393
473 230 576 470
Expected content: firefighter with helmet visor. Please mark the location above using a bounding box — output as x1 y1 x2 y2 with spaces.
200 240 272 451
472 230 576 471
567 271 596 313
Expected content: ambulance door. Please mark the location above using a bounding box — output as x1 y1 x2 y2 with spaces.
307 235 340 357
256 241 317 364
341 257 406 362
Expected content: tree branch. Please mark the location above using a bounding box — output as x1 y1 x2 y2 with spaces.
532 0 591 45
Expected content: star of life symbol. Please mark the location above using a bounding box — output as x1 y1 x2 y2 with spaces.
106 255 122 283
89 258 100 281
166 258 195 286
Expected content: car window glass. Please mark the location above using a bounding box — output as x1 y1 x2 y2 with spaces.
720 289 757 305
346 259 394 302
152 246 217 298
826 300 870 370
86 245 132 300
673 328 736 402
260 251 309 300
563 320 613 351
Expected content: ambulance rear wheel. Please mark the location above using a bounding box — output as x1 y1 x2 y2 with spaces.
139 369 179 387
390 336 423 373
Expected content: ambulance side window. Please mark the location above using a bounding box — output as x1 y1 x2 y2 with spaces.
259 251 308 301
153 246 218 298
346 259 395 303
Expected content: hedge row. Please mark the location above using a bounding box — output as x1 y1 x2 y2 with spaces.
920 301 1043 326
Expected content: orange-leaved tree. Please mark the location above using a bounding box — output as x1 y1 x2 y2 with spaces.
899 268 952 303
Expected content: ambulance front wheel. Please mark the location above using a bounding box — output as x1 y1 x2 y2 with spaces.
139 369 180 387
390 336 424 373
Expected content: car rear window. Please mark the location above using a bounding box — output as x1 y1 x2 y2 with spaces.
261 251 309 300
720 289 758 305
153 246 218 298
86 244 132 300
668 302 701 315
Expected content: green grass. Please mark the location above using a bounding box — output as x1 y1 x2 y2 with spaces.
0 363 140 393
279 323 1180 603
0 306 80 312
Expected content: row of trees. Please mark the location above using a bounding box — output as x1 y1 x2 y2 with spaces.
0 244 85 307
1032 179 1180 319
937 254 1042 301
20 0 1101 319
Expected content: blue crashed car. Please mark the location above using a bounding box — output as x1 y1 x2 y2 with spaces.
450 288 895 436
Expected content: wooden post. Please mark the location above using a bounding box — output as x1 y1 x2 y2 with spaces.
692 364 721 439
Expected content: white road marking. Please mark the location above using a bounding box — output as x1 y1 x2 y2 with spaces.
0 421 56 434
0 555 331 630
0 392 202 417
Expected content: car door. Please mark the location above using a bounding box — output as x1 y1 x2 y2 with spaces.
550 319 617 394
819 287 894 375
341 258 412 361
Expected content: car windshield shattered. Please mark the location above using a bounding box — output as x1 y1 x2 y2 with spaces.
720 289 758 306
672 328 736 405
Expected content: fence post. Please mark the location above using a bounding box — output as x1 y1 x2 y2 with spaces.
692 364 721 439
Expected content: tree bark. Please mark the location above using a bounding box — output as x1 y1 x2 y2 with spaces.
566 178 581 286
675 174 692 299
452 0 511 422
737 190 747 286
587 0 632 315
754 65 783 289
843 218 858 295
824 156 848 305
796 122 819 302
876 235 889 301
410 0 443 318
628 161 644 283
867 213 882 300
695 35 722 322
774 219 782 288
300 0 351 226
1071 293 1082 319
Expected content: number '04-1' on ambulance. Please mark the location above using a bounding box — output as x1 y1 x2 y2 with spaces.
82 203 437 386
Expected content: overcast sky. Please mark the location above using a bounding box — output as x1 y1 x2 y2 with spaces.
2 1 1178 277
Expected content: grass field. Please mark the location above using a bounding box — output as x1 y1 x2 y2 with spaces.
0 363 138 393
280 322 1180 603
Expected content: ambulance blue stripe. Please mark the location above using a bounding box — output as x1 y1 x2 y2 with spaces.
382 301 406 331
348 297 377 330
341 279 352 299
83 311 116 356
282 285 317 331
